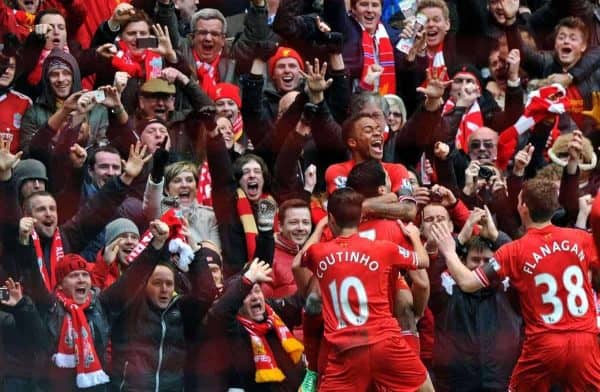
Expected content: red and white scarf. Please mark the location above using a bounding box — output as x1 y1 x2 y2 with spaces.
28 46 70 86
111 40 163 80
193 51 220 97
497 84 570 170
236 188 276 260
443 99 484 152
359 23 396 95
53 290 109 388
31 229 64 291
237 304 304 383
420 44 448 89
125 208 194 271
196 161 213 206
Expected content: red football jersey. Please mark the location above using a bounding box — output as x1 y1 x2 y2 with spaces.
0 90 31 153
324 160 410 195
302 233 420 351
476 225 599 337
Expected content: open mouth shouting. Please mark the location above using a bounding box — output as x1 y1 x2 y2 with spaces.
245 181 261 200
370 138 384 158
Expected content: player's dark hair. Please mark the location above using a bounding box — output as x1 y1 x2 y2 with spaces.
278 199 310 225
328 188 364 229
341 112 372 143
346 159 386 198
521 179 559 223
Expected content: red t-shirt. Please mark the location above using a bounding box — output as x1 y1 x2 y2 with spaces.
0 90 31 153
475 225 599 337
302 233 420 351
325 160 410 195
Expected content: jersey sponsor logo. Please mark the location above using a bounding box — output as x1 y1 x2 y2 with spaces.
523 240 586 275
334 175 347 189
315 251 380 278
13 113 21 128
398 245 410 259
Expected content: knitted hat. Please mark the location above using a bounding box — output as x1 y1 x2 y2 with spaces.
55 254 89 285
46 58 72 75
105 218 139 246
13 159 48 194
267 46 304 77
450 63 484 90
212 82 241 108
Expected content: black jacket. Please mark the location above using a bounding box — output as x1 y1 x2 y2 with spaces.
101 245 217 392
428 253 522 392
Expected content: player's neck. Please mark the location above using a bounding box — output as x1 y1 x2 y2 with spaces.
335 227 358 238
525 220 552 230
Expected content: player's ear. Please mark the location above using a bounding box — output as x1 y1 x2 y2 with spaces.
347 137 357 149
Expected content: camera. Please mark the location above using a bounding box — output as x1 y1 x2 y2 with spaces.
478 166 494 180
0 287 8 301
430 190 442 203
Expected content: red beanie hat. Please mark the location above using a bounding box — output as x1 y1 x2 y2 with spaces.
268 46 304 77
211 83 241 108
55 254 89 286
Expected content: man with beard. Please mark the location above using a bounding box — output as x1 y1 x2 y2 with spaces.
91 217 140 290
13 142 150 294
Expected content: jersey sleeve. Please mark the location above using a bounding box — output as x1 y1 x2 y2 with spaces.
474 243 510 288
301 245 315 272
325 164 345 195
387 241 419 270
583 232 599 269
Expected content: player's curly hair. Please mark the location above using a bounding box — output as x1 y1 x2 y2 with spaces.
521 179 560 223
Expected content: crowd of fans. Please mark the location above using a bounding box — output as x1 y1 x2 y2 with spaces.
0 0 599 390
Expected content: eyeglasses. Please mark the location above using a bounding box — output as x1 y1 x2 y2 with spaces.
194 29 224 37
141 94 174 102
423 215 448 223
469 140 495 150
387 111 403 118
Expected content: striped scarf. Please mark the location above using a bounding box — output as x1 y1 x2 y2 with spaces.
193 50 220 98
111 40 163 80
443 99 484 152
31 229 63 291
359 23 396 95
237 303 304 383
236 188 275 260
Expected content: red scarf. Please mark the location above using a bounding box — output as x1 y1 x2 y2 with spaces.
497 84 570 170
53 290 109 388
193 50 220 98
237 304 304 383
31 229 64 291
111 40 163 80
420 43 448 89
443 99 484 152
14 9 34 27
196 161 213 206
236 188 275 260
359 23 396 95
232 115 244 142
28 46 70 86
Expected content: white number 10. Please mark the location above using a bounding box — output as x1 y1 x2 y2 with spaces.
329 277 369 329
534 266 589 325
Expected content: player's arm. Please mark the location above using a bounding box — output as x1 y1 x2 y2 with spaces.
399 220 429 268
430 222 485 293
407 269 430 317
363 193 404 220
292 217 328 297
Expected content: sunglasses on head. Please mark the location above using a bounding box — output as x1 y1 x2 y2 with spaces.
470 140 495 150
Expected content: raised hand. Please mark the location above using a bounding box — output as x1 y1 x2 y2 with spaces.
416 66 452 101
160 67 189 85
506 49 520 82
1 278 22 307
243 258 273 283
300 58 333 94
96 43 118 59
103 237 123 264
149 219 170 249
430 222 456 256
434 141 450 160
464 160 481 195
63 90 87 112
150 24 177 63
513 143 534 176
76 91 97 113
18 217 36 244
304 164 317 194
99 86 122 109
479 205 499 241
113 71 130 93
364 64 383 88
109 3 136 27
69 143 87 168
0 137 22 177
568 130 584 163
120 142 152 184
431 184 457 208
457 207 486 244
398 220 420 240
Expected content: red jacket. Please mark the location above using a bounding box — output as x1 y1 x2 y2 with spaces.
261 234 300 299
